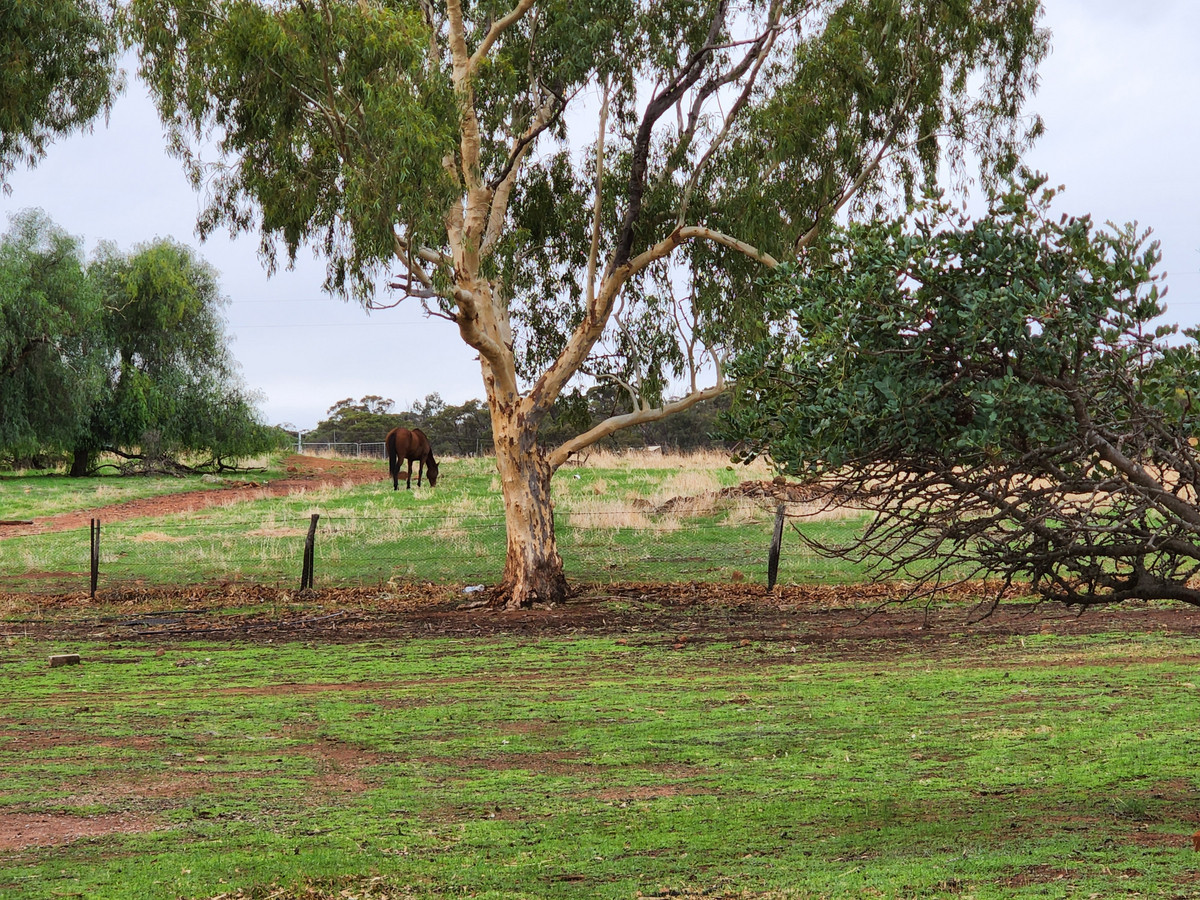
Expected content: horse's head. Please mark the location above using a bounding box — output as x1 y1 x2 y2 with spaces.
427 457 439 487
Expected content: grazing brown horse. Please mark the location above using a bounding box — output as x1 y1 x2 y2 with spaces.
386 427 439 490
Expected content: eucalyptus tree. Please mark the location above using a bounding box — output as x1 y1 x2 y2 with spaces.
0 0 123 186
126 0 1048 607
727 175 1200 607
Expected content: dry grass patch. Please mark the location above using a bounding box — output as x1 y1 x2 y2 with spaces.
650 468 723 502
132 531 188 543
567 497 680 532
244 527 308 538
581 447 745 471
432 517 469 540
91 484 123 502
416 496 490 540
721 497 771 525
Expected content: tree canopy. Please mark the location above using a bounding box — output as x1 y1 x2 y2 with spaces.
726 175 1200 606
124 0 1049 606
0 209 104 460
0 210 274 473
0 0 123 186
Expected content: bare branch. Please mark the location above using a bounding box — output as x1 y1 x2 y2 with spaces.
597 372 641 412
676 3 780 226
446 0 483 190
417 0 440 72
586 80 612 307
548 374 726 471
609 0 730 274
794 76 919 252
482 86 565 255
532 221 775 418
677 224 779 268
470 0 536 72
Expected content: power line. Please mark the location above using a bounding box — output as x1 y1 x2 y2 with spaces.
227 321 435 329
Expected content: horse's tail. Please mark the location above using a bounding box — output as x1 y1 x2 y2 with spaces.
386 431 399 480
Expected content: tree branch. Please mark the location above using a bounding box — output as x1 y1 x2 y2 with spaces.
793 81 918 252
675 2 782 225
446 0 483 191
482 87 564 255
609 0 729 274
531 222 776 418
548 374 726 471
469 0 536 72
585 79 612 308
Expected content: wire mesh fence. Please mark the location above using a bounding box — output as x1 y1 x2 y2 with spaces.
296 441 388 458
0 504 856 596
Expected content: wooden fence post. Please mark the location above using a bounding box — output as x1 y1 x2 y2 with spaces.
300 513 320 591
767 504 785 590
89 518 100 599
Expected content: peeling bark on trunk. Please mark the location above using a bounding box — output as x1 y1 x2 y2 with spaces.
491 403 567 610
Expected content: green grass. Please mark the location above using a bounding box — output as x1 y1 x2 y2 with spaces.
2 626 1199 898
0 453 877 591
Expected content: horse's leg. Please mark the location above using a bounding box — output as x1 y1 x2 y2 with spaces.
417 458 424 487
406 459 414 489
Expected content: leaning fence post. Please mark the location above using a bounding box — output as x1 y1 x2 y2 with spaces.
300 513 320 590
89 518 100 599
767 504 785 590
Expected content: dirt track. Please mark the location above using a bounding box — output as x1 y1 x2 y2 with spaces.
0 455 383 540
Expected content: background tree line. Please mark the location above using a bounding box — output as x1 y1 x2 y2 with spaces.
0 209 275 474
304 387 733 457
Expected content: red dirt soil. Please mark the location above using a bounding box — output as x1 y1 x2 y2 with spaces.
0 454 383 539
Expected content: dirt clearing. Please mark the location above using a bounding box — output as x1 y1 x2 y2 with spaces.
5 579 1199 652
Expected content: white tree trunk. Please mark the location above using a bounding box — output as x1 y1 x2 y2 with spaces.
491 400 567 609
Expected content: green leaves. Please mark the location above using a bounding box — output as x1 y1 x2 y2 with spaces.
726 173 1200 605
0 211 272 470
0 210 104 458
121 0 1048 365
0 0 123 186
82 236 272 467
127 0 458 296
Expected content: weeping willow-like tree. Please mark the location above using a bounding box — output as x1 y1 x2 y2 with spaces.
73 237 274 475
124 0 1048 607
0 210 273 473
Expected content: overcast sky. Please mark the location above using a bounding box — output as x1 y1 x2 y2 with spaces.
2 1 1198 431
